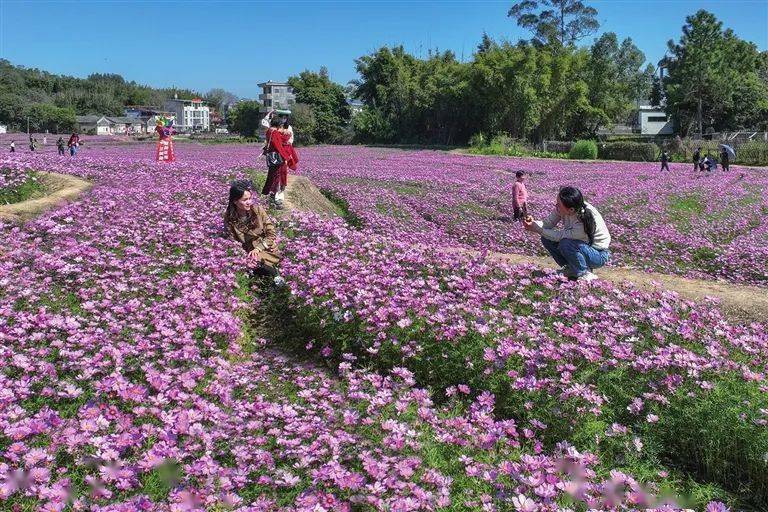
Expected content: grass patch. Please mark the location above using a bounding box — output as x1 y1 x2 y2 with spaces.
667 193 706 230
319 187 364 228
375 199 411 220
0 170 45 204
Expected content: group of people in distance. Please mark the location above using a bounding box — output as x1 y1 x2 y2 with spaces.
8 133 81 156
660 146 731 173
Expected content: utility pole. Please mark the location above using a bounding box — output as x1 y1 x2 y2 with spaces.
27 116 30 135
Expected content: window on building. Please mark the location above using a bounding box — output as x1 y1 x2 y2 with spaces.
648 116 667 122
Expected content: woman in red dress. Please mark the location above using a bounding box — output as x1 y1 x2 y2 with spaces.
262 116 294 208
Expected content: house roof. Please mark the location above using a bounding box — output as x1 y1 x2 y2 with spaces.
107 117 144 124
258 80 289 87
76 115 105 123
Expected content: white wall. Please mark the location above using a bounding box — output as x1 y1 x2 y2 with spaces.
640 110 673 135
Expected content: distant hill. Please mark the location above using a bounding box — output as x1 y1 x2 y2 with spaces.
0 59 202 132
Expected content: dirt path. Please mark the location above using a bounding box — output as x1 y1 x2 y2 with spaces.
0 172 92 223
281 175 768 322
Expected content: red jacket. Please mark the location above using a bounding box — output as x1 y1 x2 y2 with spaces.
266 128 293 163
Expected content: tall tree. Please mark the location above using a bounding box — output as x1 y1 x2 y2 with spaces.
204 88 239 113
507 0 599 46
288 69 351 143
227 100 262 137
476 31 496 55
661 10 768 134
584 33 652 133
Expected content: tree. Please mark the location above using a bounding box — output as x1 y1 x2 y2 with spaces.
476 31 496 55
661 10 768 134
289 104 317 145
0 59 205 131
584 33 652 134
288 69 350 143
507 0 599 46
205 88 239 113
227 100 262 137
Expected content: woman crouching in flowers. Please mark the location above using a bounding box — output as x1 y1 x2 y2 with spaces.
523 186 611 281
224 180 283 283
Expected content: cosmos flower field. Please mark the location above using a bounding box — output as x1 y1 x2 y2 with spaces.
1 140 766 511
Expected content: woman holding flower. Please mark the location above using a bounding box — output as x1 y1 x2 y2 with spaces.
523 186 611 281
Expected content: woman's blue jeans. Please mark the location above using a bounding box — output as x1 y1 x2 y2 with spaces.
541 236 610 276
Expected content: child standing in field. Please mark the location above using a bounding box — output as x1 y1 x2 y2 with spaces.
511 170 528 221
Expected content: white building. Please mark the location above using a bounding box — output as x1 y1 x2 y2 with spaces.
164 98 210 132
0 125 6 134
638 104 673 135
76 116 147 135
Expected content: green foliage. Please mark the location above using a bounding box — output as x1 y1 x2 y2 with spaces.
227 101 263 137
0 170 44 204
569 139 598 159
651 378 768 508
507 0 600 46
318 188 364 227
287 103 317 146
660 10 768 134
585 33 654 135
351 105 396 143
288 68 350 144
0 59 201 130
468 133 486 148
599 141 658 161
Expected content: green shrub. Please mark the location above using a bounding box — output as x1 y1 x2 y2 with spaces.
569 139 598 160
468 133 486 148
599 141 658 161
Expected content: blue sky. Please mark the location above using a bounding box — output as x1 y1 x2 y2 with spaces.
1 0 766 99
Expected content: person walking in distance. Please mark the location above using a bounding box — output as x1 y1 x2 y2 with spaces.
660 150 670 172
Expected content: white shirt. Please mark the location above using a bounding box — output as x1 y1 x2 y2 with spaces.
535 202 611 250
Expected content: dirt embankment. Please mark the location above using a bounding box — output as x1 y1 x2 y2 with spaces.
0 172 92 223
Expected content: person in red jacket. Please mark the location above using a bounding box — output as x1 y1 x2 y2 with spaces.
262 116 294 208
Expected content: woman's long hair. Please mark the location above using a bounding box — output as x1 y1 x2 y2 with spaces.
559 186 596 245
225 180 253 222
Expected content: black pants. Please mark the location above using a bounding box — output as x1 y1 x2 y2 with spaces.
661 162 670 172
513 204 528 221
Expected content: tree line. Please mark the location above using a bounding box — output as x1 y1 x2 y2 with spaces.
0 59 236 133
265 2 766 146
348 5 767 145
